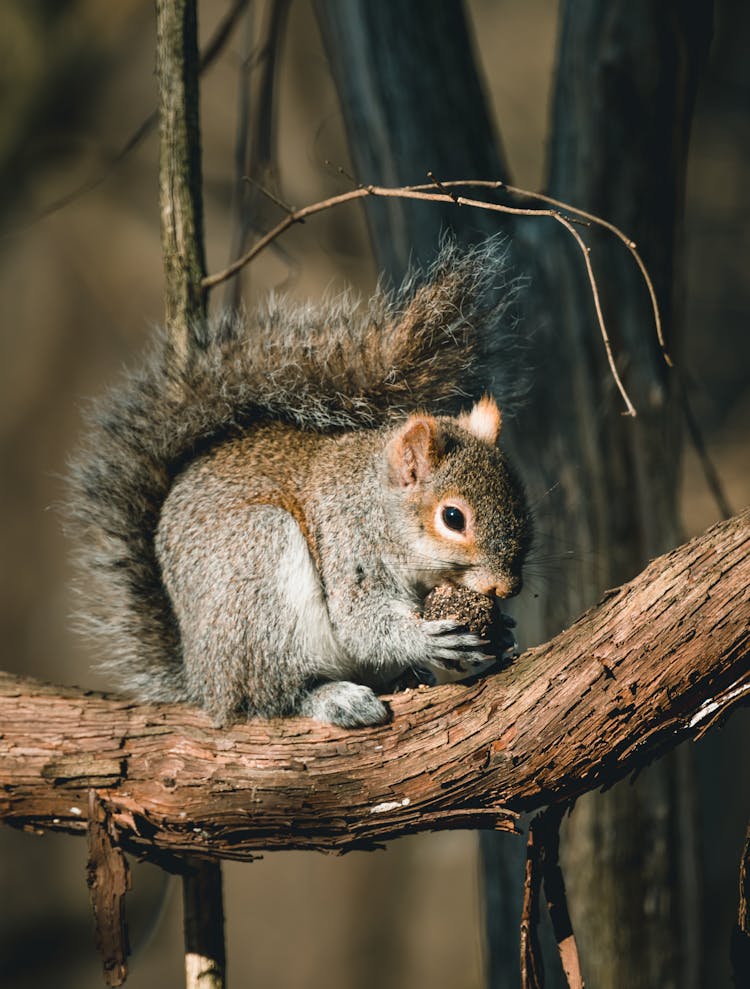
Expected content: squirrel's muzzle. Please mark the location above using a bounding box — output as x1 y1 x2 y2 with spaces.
467 571 523 599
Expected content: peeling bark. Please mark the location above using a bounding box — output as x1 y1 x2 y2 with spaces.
1 511 747 861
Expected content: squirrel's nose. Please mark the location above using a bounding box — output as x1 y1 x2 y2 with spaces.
494 575 523 599
474 573 523 599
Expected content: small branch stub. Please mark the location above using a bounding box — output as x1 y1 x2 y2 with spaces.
86 791 131 987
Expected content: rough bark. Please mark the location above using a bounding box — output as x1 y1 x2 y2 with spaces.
86 792 131 987
1 511 747 861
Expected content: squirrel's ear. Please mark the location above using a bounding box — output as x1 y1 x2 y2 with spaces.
458 395 502 446
387 415 443 488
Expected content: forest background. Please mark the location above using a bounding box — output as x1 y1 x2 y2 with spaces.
0 1 748 987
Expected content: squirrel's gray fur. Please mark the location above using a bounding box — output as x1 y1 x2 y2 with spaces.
68 239 529 725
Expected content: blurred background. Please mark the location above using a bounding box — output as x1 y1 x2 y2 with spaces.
0 1 748 987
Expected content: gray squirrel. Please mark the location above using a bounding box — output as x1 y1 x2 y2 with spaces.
69 242 531 728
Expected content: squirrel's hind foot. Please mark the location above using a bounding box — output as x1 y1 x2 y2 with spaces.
300 681 390 728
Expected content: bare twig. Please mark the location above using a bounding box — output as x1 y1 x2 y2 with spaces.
246 176 297 215
495 181 668 367
323 159 359 187
202 180 645 415
546 208 635 416
199 0 253 72
400 179 667 365
427 170 460 204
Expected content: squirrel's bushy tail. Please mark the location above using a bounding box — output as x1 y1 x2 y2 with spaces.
67 239 524 700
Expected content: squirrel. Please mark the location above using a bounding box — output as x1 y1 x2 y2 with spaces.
68 241 532 728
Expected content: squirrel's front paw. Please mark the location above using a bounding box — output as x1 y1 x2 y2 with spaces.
423 619 495 672
300 681 389 728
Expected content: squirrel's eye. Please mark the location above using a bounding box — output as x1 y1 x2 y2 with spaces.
441 505 466 532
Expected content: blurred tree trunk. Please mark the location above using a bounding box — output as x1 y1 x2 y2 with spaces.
316 1 713 987
315 0 513 278
528 4 712 987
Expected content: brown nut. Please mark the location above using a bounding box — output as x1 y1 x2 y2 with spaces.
422 584 496 640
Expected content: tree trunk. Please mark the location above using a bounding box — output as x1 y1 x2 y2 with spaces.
535 4 712 986
315 0 513 279
313 5 528 980
315 0 714 985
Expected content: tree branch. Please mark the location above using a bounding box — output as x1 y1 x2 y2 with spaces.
154 4 222 985
156 0 207 359
1 510 748 861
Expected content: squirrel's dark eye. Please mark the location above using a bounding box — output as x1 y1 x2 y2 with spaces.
442 505 466 532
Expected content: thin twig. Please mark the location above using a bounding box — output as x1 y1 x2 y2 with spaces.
245 176 297 215
499 181 668 367
427 170 460 204
202 181 639 415
408 179 668 367
324 159 359 187
198 0 252 72
548 209 636 416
